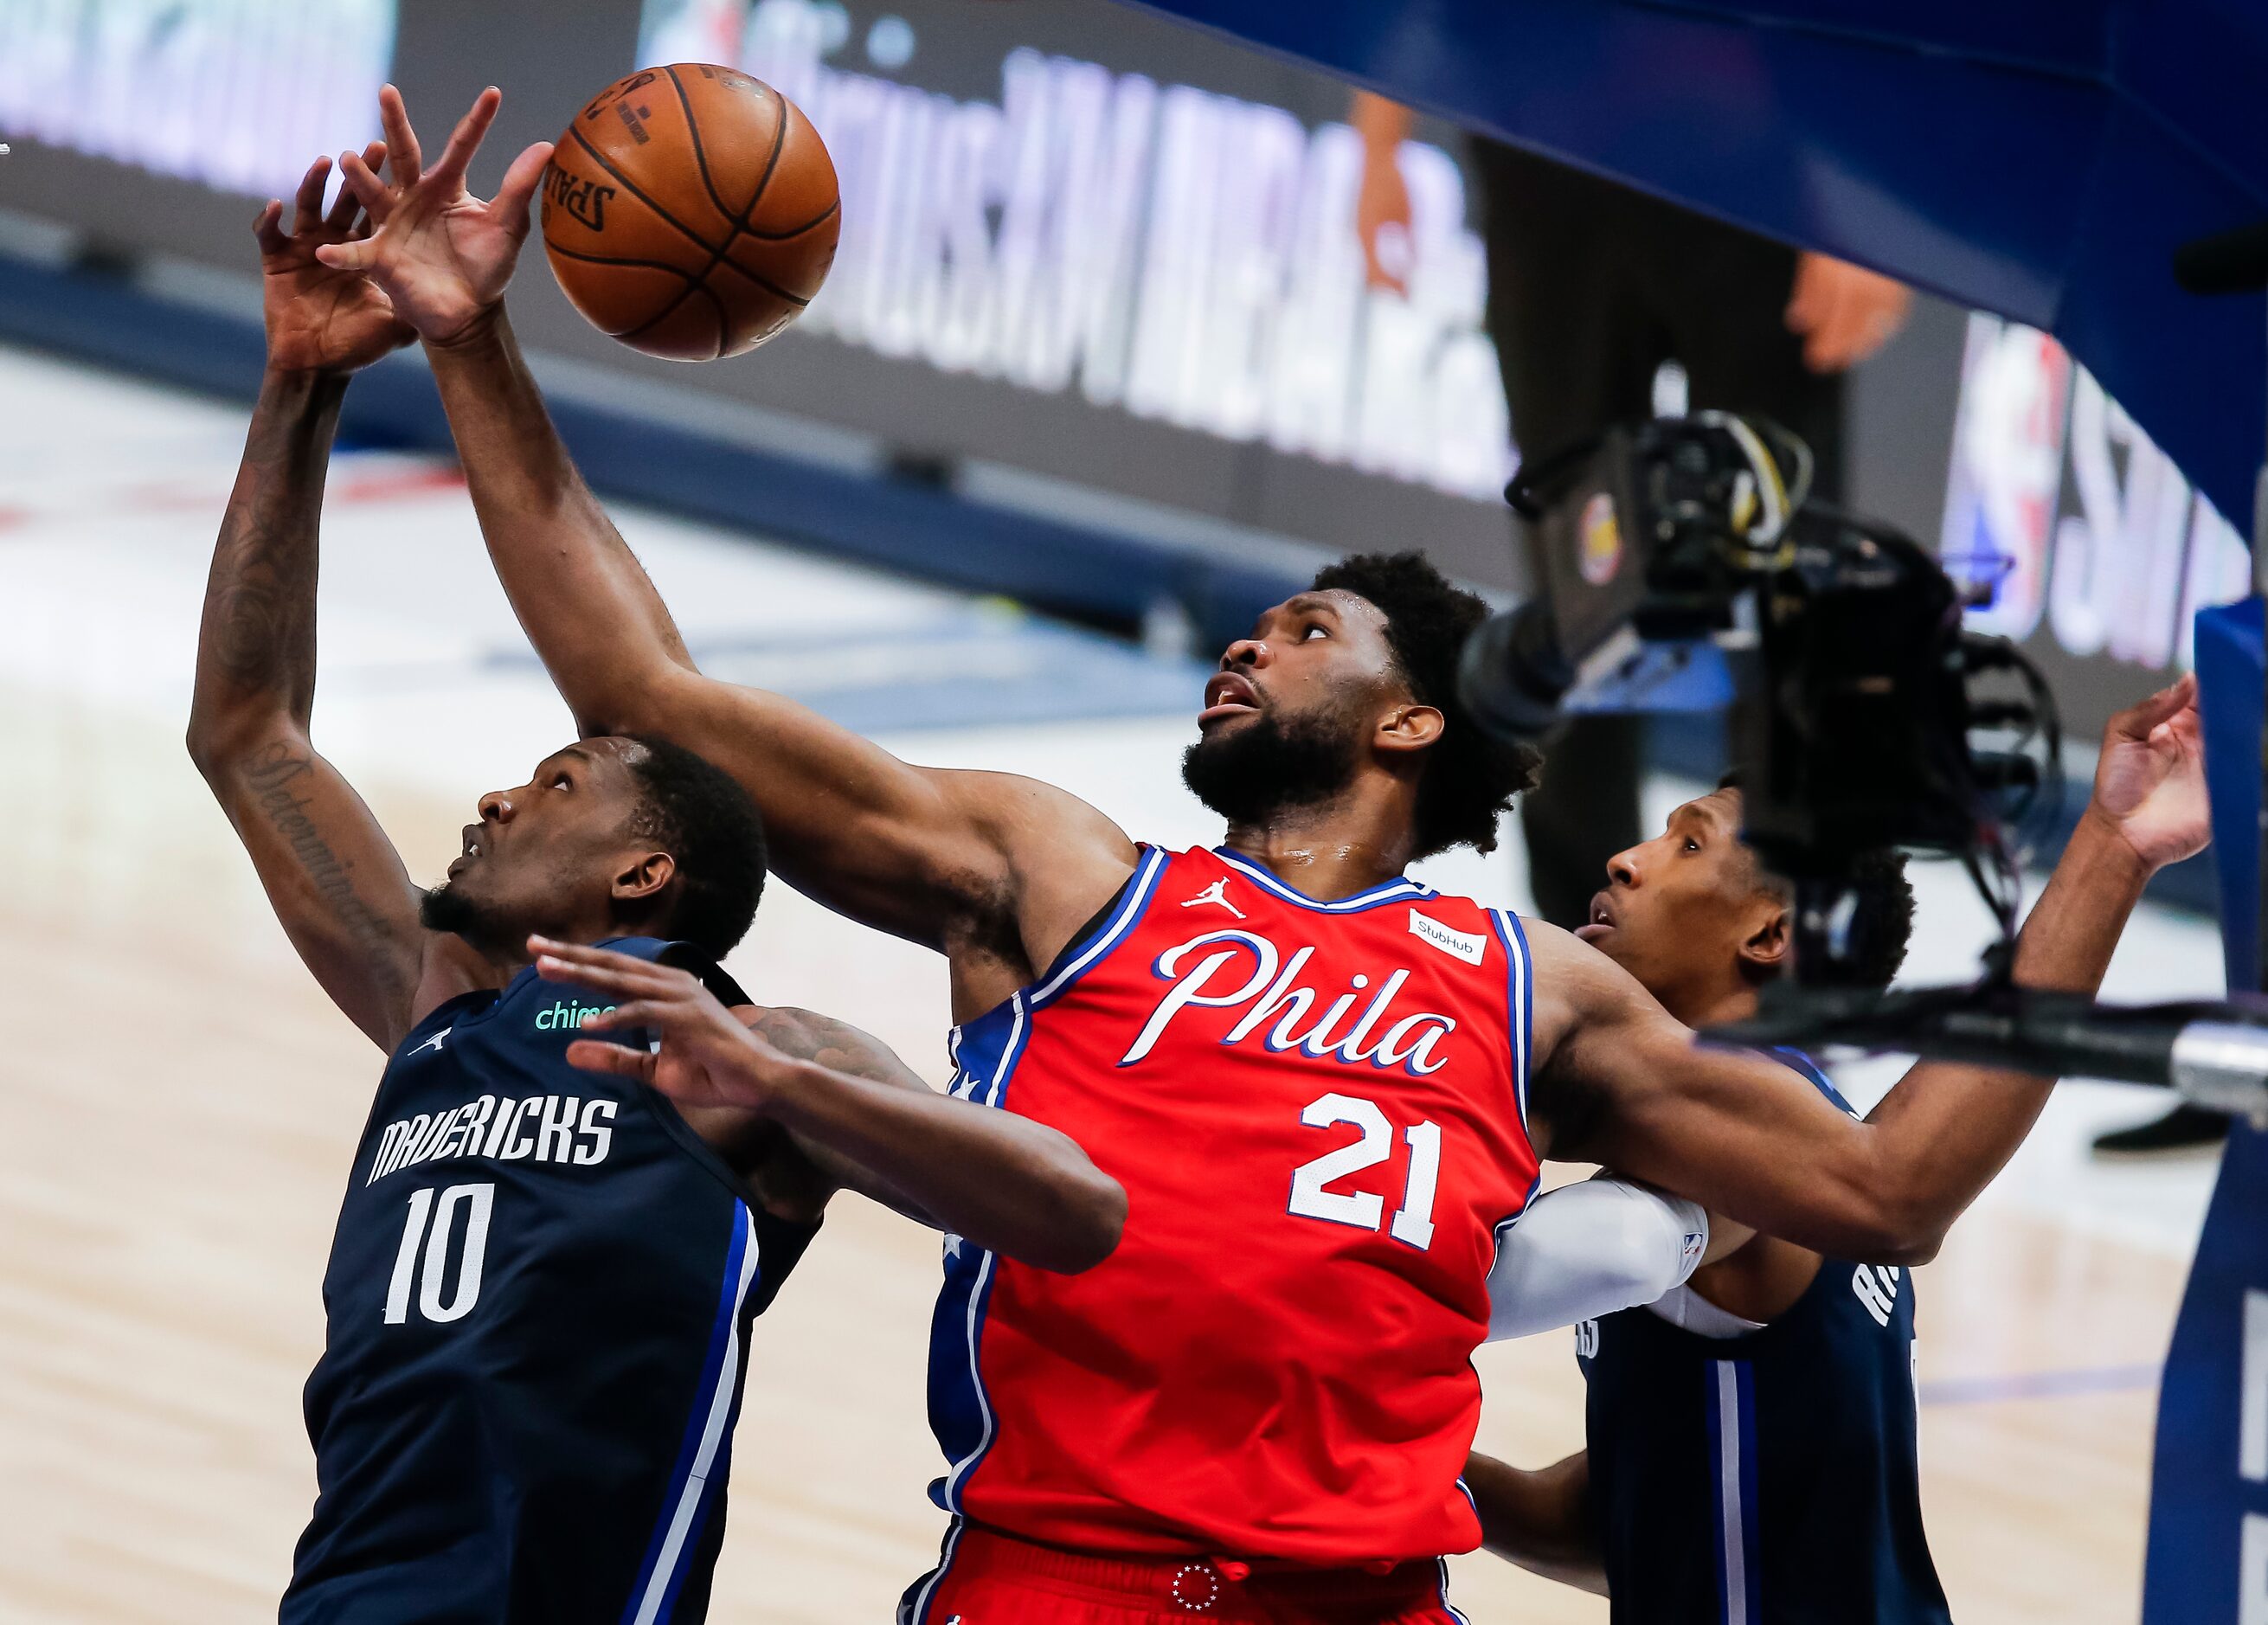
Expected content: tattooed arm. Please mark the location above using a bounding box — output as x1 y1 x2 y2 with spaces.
186 156 457 1051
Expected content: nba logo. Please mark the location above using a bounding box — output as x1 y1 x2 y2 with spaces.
1938 313 2071 641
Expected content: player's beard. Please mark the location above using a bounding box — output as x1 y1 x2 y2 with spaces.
419 878 517 953
1182 706 1364 828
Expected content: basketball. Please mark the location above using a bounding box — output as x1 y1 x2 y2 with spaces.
539 65 838 362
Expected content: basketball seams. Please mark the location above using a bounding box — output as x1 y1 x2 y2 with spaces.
565 125 723 259
659 64 740 227
618 277 732 359
607 90 803 349
544 242 704 283
710 255 811 310
549 72 828 356
741 197 839 242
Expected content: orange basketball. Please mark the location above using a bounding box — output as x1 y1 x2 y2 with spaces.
540 65 838 362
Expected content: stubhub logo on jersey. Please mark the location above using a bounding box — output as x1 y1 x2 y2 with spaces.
1121 927 1458 1075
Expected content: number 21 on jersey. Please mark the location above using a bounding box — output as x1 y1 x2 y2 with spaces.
1288 1092 1442 1249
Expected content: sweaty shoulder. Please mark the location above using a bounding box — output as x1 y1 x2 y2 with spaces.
1520 918 1680 1159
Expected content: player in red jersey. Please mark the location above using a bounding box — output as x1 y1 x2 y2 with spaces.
318 88 2185 1623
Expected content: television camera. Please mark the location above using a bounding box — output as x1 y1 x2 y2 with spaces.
1457 413 2268 1119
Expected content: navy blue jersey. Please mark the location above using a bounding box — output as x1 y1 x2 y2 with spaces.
1577 1050 1950 1625
282 938 818 1625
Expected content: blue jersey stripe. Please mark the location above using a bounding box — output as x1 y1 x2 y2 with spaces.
1486 910 1535 1139
1211 847 1436 912
620 1201 759 1625
1735 1362 1762 1625
901 1515 969 1625
1029 846 1169 1007
1706 1358 1764 1625
925 992 1035 1523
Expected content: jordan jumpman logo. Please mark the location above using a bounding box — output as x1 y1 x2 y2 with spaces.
1181 878 1247 919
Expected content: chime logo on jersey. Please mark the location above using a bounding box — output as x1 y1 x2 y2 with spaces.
1119 927 1459 1076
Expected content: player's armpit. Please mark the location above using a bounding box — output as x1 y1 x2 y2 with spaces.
194 726 443 1051
1463 1450 1607 1595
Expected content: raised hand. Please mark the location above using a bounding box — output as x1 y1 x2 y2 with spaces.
318 85 554 347
529 936 792 1114
256 148 415 375
2084 672 2211 873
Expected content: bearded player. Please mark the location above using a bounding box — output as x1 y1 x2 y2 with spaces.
318 87 2201 1623
198 151 1121 1625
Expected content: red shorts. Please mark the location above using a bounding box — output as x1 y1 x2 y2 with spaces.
898 1524 1466 1625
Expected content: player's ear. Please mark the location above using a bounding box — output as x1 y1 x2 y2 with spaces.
1737 897 1791 975
1375 703 1444 757
612 851 675 908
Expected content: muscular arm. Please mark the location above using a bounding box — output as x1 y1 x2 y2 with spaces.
1531 813 2154 1263
542 942 1125 1272
1463 1450 1607 1595
420 311 1133 953
186 369 444 1050
746 1013 1126 1274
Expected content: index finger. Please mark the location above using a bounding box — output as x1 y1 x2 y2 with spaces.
430 87 504 189
2108 672 2197 742
290 155 331 235
327 142 386 231
377 83 423 181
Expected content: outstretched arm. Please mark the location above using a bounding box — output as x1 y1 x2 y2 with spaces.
535 938 1127 1273
188 158 454 1051
1533 679 2207 1262
1463 1450 1606 1594
323 87 1134 954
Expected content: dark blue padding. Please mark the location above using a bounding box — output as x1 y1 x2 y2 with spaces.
1112 0 2268 536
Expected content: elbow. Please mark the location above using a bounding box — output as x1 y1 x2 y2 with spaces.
184 713 241 782
1046 1165 1128 1276
1013 1156 1124 1276
1841 1191 1947 1268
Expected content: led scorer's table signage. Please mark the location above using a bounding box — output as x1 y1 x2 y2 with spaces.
638 0 1514 502
0 0 395 200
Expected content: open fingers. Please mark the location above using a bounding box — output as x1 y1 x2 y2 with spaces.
254 199 289 257
530 939 696 1007
2111 672 2198 742
290 156 331 236
313 237 380 273
337 147 392 222
564 1039 659 1082
377 83 424 181
431 87 503 189
571 999 674 1035
326 142 386 232
494 140 555 235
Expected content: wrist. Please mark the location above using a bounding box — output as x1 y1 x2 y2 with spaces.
423 302 509 360
259 364 350 404
2073 801 2159 884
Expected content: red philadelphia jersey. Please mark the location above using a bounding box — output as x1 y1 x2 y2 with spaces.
918 845 1540 1570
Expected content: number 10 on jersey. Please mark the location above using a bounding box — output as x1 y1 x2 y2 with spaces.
1288 1092 1442 1249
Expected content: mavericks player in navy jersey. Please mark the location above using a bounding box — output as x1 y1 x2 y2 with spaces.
1463 684 2208 1622
190 156 1124 1625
